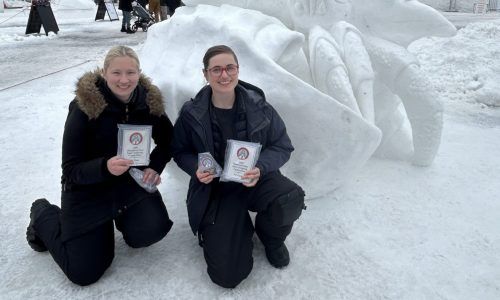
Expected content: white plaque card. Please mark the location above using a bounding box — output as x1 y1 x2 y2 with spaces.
221 140 261 183
117 124 152 166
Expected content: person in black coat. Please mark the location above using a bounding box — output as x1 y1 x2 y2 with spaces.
171 45 305 288
26 46 174 286
118 0 134 33
165 0 182 15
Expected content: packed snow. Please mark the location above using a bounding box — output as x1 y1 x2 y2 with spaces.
409 20 500 108
0 2 499 299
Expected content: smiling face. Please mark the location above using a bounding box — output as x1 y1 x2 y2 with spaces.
103 56 140 103
204 52 239 97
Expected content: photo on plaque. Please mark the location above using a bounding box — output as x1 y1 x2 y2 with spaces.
198 152 222 177
221 140 262 183
117 124 152 166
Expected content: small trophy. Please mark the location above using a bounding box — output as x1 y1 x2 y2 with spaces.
198 152 222 177
117 124 152 166
220 140 261 183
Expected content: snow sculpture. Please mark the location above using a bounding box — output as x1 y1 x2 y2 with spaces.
140 1 456 195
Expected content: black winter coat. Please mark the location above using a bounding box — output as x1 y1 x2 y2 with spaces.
60 70 173 241
118 0 133 12
165 0 181 10
171 80 294 234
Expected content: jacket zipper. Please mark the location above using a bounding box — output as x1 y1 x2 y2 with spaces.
125 104 129 122
189 113 211 151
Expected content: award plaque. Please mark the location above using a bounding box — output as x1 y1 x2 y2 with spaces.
198 152 222 177
221 140 262 183
117 124 152 166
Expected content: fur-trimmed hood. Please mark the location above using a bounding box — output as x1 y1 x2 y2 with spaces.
74 69 165 119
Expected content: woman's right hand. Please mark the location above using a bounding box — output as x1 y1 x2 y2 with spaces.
107 156 134 176
196 168 215 184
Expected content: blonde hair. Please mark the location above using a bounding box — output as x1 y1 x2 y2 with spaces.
103 46 140 71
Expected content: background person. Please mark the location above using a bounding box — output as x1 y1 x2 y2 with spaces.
119 0 135 33
166 0 182 16
160 0 169 20
26 46 174 286
148 0 161 22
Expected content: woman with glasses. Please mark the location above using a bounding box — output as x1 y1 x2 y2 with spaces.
171 45 305 288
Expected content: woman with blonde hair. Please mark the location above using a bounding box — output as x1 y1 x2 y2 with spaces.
26 46 174 285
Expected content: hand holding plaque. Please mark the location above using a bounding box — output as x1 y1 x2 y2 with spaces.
129 167 158 193
117 124 152 166
220 140 262 183
198 152 222 177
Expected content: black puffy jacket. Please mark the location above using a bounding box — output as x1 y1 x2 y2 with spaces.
171 80 294 234
60 70 173 241
118 0 133 12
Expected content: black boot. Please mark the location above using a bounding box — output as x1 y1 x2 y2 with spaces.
121 26 126 32
126 28 135 34
26 198 51 252
255 217 292 269
265 243 290 268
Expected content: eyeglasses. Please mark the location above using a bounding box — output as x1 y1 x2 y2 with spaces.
206 64 239 77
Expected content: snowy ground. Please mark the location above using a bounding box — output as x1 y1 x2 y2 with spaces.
0 5 499 300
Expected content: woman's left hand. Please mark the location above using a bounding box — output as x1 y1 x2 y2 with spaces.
242 167 260 187
143 168 161 186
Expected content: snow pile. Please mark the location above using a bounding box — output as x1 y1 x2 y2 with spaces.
3 0 30 9
0 31 58 41
410 21 500 107
52 0 95 10
2 0 95 10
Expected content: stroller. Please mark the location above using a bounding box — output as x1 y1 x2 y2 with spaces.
131 1 155 32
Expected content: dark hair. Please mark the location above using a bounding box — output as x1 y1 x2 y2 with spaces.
202 45 239 70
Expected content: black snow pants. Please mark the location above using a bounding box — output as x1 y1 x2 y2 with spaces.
33 193 172 286
198 171 305 288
